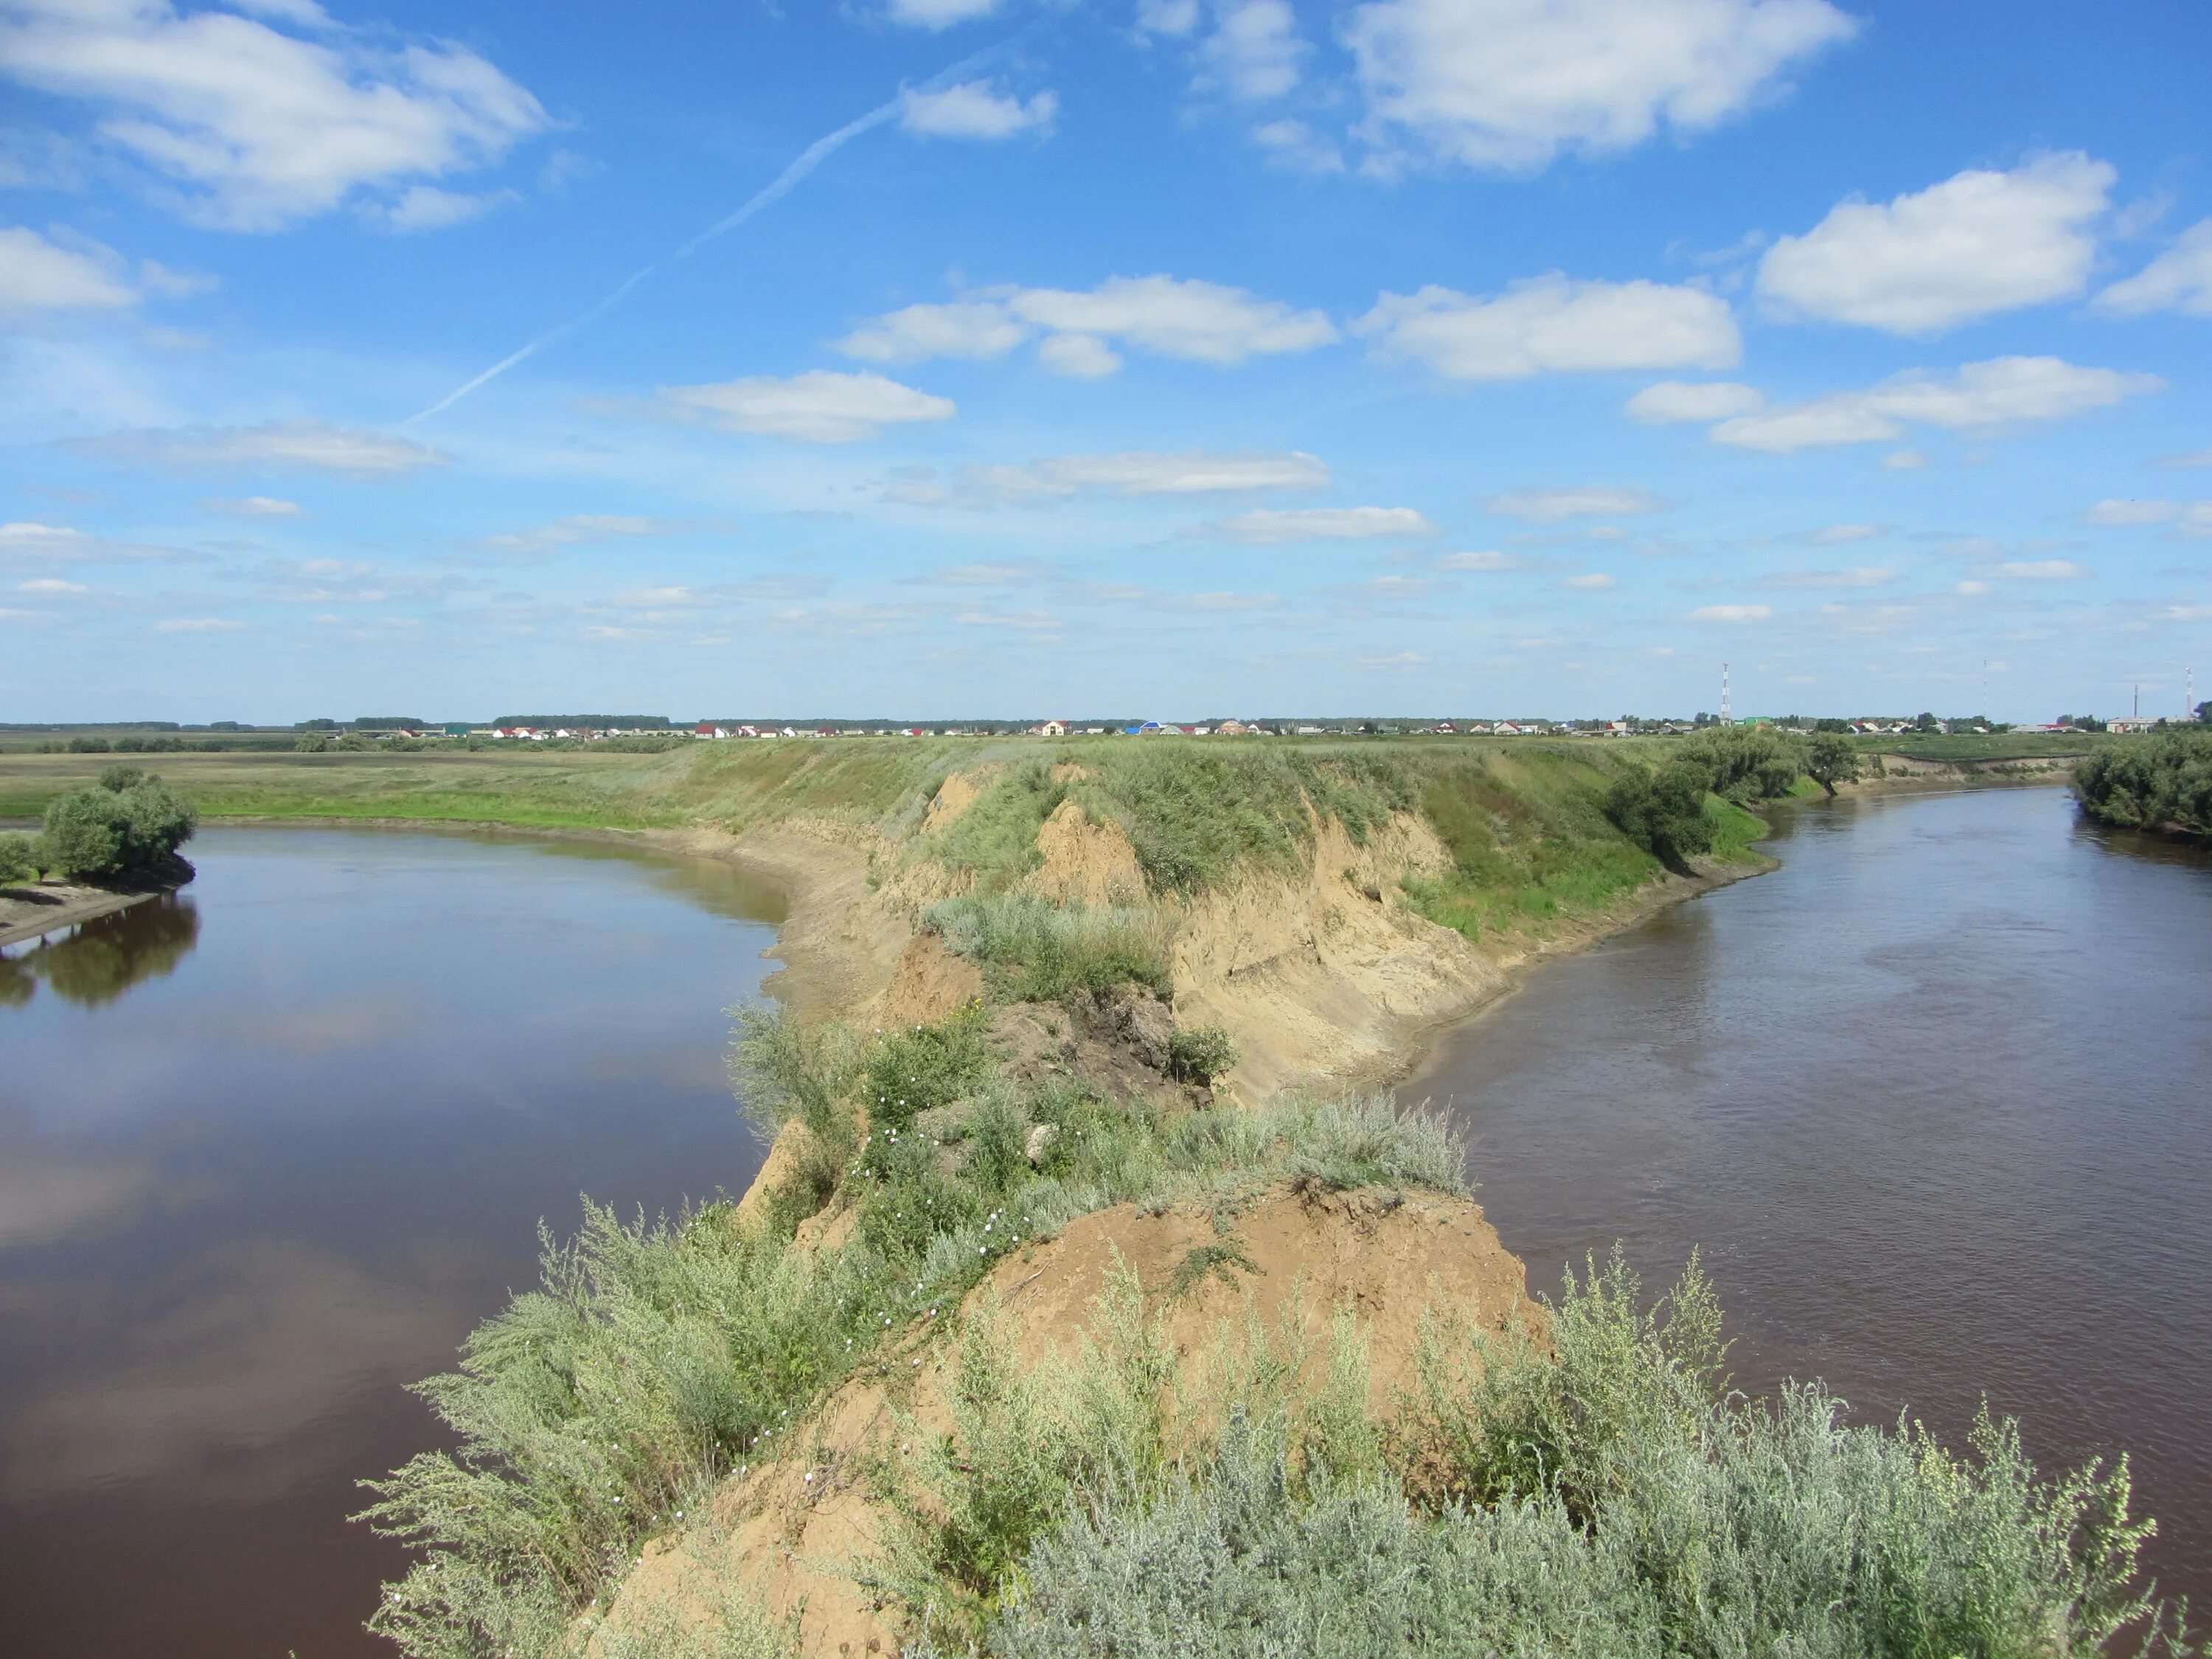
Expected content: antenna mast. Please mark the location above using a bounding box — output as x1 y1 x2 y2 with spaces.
1721 661 1731 726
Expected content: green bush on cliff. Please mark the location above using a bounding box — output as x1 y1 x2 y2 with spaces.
37 768 197 879
912 1253 2180 1659
1680 724 1808 804
1165 1022 1237 1085
1604 759 1717 871
2076 728 2212 835
925 894 1172 1002
862 1001 994 1133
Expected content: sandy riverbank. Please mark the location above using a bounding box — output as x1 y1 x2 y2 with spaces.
0 863 193 951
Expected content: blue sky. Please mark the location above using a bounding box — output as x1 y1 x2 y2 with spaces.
2 0 2208 723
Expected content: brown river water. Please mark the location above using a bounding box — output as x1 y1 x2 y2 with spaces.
1 790 2206 1653
0 828 785 1658
1411 785 2212 1615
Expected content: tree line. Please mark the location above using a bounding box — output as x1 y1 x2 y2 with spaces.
2073 728 2212 837
1602 726 1858 870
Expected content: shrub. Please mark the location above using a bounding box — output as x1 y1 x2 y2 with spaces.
729 1006 863 1204
0 832 38 885
862 1002 995 1135
1165 1023 1237 1085
1808 731 1862 794
295 733 330 753
966 1254 2183 1659
925 894 1172 1003
1603 760 1715 871
64 735 111 754
38 771 197 880
2076 728 2212 835
1680 725 1806 803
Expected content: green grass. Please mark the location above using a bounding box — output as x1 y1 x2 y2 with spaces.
924 894 1173 1003
1860 732 2106 762
360 1004 1467 1659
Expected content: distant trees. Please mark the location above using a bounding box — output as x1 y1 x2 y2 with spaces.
37 768 198 880
1806 733 1861 796
2074 729 2212 836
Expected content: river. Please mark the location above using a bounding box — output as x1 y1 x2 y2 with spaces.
1410 785 2212 1612
4 792 2207 1652
0 827 785 1658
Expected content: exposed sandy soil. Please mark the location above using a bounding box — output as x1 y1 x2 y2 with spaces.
1018 798 1145 908
1834 753 2080 797
1169 812 1767 1102
588 1183 1534 1659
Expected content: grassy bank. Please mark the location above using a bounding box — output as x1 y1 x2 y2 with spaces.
364 998 2185 1659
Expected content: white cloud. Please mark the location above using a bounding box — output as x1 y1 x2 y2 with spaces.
77 417 451 473
1133 0 1203 33
1012 275 1338 365
17 575 85 592
1756 153 2114 335
377 184 517 233
835 300 1030 364
0 522 140 564
1036 333 1122 378
838 276 1336 374
2078 498 2212 537
476 514 702 555
2153 448 2212 469
1214 506 1435 542
1437 548 1527 570
1808 522 1881 543
885 0 1003 26
2082 498 2178 526
1252 119 1345 173
1954 580 1990 596
1760 566 1896 588
155 616 245 632
1989 560 2089 580
0 0 548 230
1563 572 1616 590
653 371 956 444
1344 0 1857 173
137 258 216 298
1481 485 1664 521
1355 276 1739 379
1203 1 1307 100
1690 603 1772 622
1138 1 1203 34
1882 448 1928 470
961 450 1330 501
900 81 1057 140
2095 219 2212 318
0 225 136 311
201 495 302 518
1710 357 2161 452
1625 380 1764 422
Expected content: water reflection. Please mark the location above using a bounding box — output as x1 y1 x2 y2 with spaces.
1 895 201 1009
0 827 783 1659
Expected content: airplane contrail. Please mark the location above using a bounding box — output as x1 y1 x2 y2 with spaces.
406 46 1007 425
